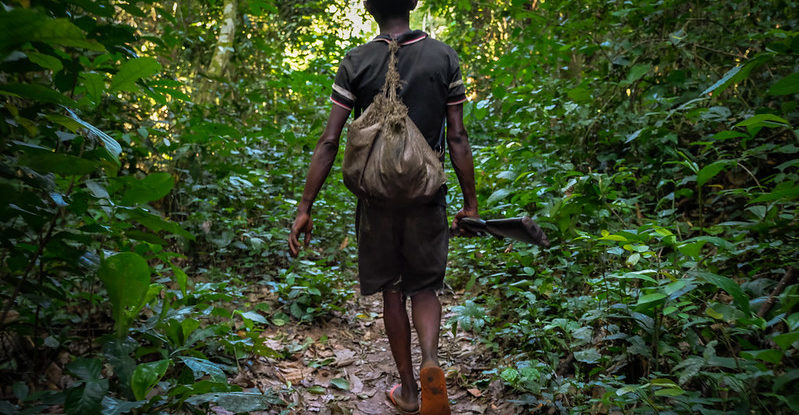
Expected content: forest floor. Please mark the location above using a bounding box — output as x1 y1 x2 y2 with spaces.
230 288 522 414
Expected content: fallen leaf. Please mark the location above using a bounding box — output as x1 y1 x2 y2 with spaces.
313 368 333 387
348 372 364 394
334 349 357 367
330 377 350 391
467 387 482 398
277 361 308 384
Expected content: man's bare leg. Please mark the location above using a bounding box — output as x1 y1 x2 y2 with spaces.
411 289 450 414
383 289 419 411
410 290 441 369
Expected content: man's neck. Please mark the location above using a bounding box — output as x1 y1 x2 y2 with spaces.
378 17 412 38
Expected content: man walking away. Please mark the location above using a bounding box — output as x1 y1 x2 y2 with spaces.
289 1 478 413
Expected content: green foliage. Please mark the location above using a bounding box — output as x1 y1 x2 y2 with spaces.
2 0 797 413
0 0 329 411
429 0 799 412
110 57 162 93
65 358 108 415
99 252 151 337
130 360 169 400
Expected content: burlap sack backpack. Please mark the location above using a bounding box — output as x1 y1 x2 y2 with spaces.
342 39 446 206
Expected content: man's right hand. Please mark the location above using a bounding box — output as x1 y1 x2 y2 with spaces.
288 212 313 257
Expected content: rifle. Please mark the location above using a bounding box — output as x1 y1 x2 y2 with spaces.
455 216 550 248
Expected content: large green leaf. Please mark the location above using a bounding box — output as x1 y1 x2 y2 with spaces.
120 207 194 240
80 72 106 104
102 338 137 395
701 65 741 96
735 114 791 129
180 357 227 383
171 264 188 295
69 0 115 17
65 358 107 415
0 10 105 54
169 380 242 401
239 310 268 324
774 369 799 391
0 8 45 53
787 313 799 331
30 18 106 51
697 160 733 187
655 388 685 397
622 64 650 85
573 348 601 364
678 236 735 258
693 271 750 314
121 172 174 205
741 349 783 364
636 292 667 308
67 358 103 381
100 396 145 415
768 72 799 96
608 270 658 284
567 86 591 103
130 360 169 401
0 83 77 107
330 377 350 391
184 392 276 412
702 53 772 96
65 109 122 161
65 381 108 415
486 188 512 205
111 57 162 93
21 152 99 176
750 182 799 204
774 332 799 350
26 52 63 71
151 86 192 102
98 252 151 337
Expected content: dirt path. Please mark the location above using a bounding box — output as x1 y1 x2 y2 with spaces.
232 291 521 414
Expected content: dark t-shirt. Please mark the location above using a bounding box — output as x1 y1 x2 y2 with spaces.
330 30 467 151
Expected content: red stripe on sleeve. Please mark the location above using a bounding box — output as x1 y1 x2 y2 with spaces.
447 97 467 106
330 97 353 111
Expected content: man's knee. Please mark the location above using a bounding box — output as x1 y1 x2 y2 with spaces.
410 288 438 301
383 287 406 302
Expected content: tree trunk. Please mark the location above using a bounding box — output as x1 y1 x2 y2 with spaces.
207 0 237 78
198 0 237 105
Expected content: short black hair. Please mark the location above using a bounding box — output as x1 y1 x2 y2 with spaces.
366 0 414 18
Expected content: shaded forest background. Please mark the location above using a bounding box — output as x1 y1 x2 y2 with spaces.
0 0 797 413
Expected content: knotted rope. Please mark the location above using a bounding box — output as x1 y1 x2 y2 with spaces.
360 40 407 129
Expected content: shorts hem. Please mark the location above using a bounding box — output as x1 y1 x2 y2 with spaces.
358 280 444 298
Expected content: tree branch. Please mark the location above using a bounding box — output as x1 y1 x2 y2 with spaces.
757 267 795 318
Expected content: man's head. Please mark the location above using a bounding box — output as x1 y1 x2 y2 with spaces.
364 0 418 23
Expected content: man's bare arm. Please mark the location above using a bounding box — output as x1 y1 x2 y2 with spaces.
446 103 479 230
289 105 350 256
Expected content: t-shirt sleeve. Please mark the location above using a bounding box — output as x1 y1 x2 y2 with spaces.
331 54 356 111
446 51 467 106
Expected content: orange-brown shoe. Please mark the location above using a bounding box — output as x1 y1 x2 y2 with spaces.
419 366 450 415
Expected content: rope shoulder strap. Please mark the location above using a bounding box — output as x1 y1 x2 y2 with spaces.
363 39 407 126
381 40 402 104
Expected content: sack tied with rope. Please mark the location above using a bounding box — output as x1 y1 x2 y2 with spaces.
342 39 446 207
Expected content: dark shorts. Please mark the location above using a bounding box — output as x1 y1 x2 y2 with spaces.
355 186 448 297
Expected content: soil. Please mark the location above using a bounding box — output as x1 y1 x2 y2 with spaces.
230 290 523 414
